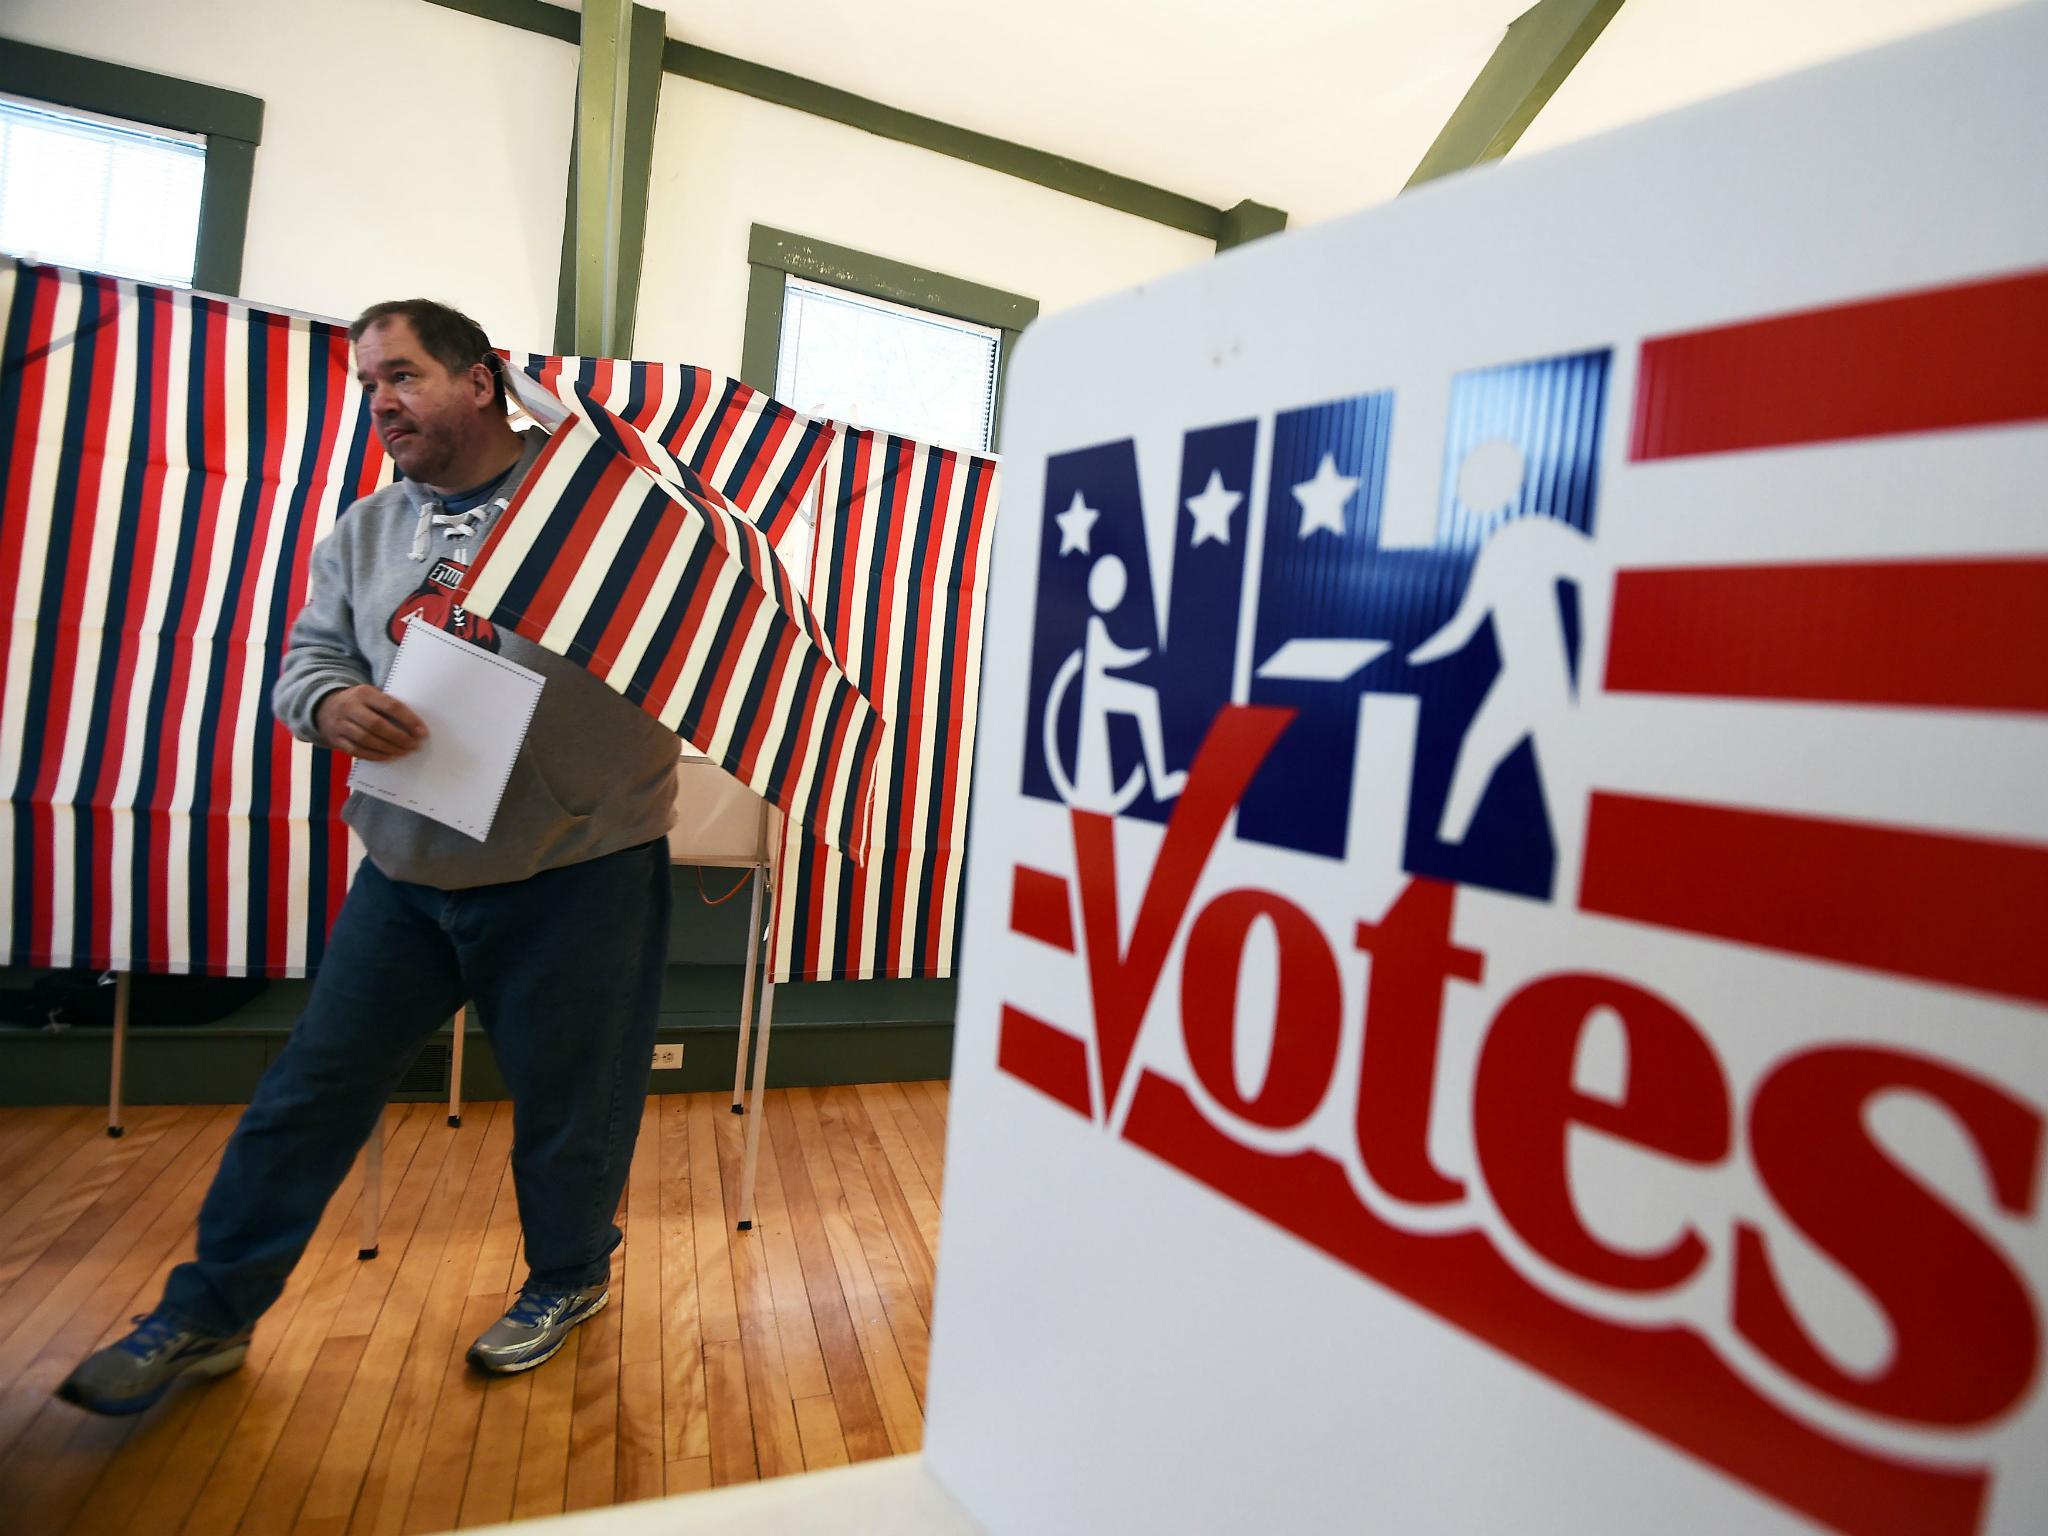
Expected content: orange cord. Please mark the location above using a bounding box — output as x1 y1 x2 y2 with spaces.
694 866 755 906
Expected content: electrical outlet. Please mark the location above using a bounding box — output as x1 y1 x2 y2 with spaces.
651 1043 684 1071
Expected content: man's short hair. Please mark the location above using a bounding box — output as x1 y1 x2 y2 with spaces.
349 298 507 412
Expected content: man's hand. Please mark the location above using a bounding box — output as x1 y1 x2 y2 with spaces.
316 684 427 761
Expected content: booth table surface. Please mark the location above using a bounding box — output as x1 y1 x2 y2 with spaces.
0 1084 950 1532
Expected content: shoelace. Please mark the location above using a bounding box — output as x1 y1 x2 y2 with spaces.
119 1313 183 1360
503 1289 563 1330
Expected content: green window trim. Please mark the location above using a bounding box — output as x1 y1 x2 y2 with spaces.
0 38 265 296
739 224 1039 452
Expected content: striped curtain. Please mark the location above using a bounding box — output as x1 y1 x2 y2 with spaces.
768 428 1002 981
465 367 882 856
0 258 386 975
511 353 831 564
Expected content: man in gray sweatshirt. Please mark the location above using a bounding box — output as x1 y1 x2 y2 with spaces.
59 300 680 1414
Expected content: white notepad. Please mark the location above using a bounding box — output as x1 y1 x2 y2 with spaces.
348 618 545 842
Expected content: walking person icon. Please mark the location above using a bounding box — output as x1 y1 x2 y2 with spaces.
1407 514 1602 883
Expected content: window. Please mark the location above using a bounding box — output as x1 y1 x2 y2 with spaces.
0 42 263 296
740 225 1038 455
0 93 207 287
774 275 1003 454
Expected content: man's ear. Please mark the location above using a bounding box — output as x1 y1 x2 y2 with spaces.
469 359 497 406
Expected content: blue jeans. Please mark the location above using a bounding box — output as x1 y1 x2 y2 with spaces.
160 838 671 1336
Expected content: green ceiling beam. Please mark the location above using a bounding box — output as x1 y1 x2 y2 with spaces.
1405 0 1625 191
425 0 1284 252
571 0 636 355
1215 199 1288 251
554 1 664 355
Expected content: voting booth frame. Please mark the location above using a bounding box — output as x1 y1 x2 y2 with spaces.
97 794 791 1257
452 7 2048 1535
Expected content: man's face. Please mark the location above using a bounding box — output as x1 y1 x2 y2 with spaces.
353 317 490 486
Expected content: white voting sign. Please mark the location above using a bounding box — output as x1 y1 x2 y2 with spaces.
931 8 2048 1536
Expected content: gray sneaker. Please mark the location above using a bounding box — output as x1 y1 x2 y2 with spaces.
466 1282 609 1374
56 1312 252 1416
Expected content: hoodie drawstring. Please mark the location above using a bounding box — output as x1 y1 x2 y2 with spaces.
408 497 510 564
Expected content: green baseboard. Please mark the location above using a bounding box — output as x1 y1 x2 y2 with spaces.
0 864 959 1107
0 1013 953 1108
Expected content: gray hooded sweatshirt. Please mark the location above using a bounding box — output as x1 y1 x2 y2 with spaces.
273 430 677 889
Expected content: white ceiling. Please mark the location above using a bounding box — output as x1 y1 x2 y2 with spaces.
625 0 2015 228
641 0 1527 225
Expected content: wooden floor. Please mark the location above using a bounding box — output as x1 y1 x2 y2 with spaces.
0 1082 949 1534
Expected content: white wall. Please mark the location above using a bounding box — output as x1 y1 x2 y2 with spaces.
632 76 1218 377
2 0 575 353
1516 0 2016 157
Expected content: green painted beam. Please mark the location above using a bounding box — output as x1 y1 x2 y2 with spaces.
423 0 577 45
612 2 667 356
1215 199 1288 251
553 1 665 354
1404 0 1625 190
668 41 1230 242
572 0 636 356
419 0 1282 248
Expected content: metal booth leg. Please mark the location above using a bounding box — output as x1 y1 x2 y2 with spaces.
449 1006 466 1127
735 974 776 1232
358 1111 382 1260
106 971 131 1138
731 801 770 1114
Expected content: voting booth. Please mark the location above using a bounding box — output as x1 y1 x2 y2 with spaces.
479 6 2048 1533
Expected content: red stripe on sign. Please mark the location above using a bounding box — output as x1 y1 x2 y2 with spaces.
997 1006 1093 1119
1118 1072 1986 1536
1580 793 2048 1005
1606 559 2048 713
1010 866 1075 953
1631 266 2048 459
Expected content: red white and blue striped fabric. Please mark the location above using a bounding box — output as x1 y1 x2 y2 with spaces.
0 258 386 976
768 427 1002 981
1585 265 2048 1006
462 372 883 857
512 353 833 562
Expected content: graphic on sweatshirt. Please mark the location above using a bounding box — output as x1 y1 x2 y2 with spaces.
388 559 500 652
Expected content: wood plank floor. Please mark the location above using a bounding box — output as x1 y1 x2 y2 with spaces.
0 1083 949 1534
